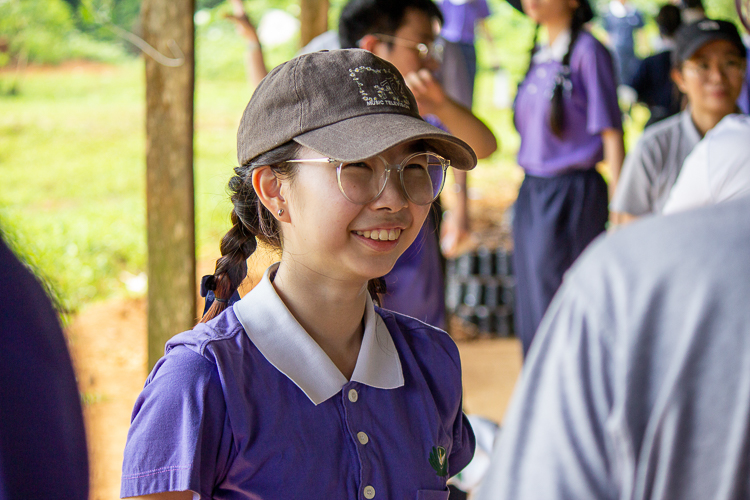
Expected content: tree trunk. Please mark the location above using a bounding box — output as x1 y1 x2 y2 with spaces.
142 0 196 370
300 0 329 47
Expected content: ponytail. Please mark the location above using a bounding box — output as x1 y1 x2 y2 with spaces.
549 9 586 137
199 141 302 323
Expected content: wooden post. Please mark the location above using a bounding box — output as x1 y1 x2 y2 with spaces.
300 0 329 47
142 0 196 370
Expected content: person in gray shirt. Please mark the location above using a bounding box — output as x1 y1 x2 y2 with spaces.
477 195 750 499
611 19 746 223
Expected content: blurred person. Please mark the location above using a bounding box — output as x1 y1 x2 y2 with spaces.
339 0 498 329
477 195 750 500
435 0 494 108
628 4 682 126
603 0 645 85
663 113 750 213
0 234 88 499
680 0 705 25
611 19 746 223
505 0 624 356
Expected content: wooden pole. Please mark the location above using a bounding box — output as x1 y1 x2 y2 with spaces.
300 0 330 47
142 0 196 370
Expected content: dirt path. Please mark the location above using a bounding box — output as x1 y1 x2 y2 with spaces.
67 297 521 500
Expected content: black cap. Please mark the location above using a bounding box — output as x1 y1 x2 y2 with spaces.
672 19 747 67
237 49 477 170
506 0 594 24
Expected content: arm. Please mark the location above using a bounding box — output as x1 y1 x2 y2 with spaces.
404 69 498 159
601 128 625 196
226 0 268 88
404 69 497 255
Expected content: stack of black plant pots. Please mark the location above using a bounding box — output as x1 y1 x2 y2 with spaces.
446 246 515 337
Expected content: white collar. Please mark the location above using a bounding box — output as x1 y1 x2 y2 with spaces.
233 263 404 405
533 29 571 63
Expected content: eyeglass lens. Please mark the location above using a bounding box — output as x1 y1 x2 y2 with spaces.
338 153 445 205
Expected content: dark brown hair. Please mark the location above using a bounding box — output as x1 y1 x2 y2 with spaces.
200 141 387 323
523 5 589 138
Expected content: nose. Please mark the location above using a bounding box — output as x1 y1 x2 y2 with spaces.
371 168 409 211
422 56 440 72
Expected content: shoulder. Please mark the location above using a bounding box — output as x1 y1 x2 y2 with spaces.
573 31 612 58
635 112 684 148
165 307 247 363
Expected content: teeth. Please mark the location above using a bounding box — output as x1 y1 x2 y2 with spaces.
356 228 402 241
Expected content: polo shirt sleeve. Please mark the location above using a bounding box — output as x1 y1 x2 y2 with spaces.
476 0 491 19
662 139 712 214
578 38 623 135
611 135 659 215
477 275 618 500
449 403 476 477
121 345 234 499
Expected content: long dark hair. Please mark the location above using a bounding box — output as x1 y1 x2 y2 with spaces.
200 141 387 324
524 4 589 137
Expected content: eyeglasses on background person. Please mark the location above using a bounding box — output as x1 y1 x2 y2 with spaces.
372 33 444 63
287 151 449 205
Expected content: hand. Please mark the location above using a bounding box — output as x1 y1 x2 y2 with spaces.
224 0 260 43
403 69 447 116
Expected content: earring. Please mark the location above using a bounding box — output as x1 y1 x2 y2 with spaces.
277 208 284 217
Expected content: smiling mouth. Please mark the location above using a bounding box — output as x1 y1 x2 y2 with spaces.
355 229 402 241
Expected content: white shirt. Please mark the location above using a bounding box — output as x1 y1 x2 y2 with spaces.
663 114 750 214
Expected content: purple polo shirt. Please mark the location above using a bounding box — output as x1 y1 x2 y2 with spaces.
121 264 474 499
439 0 491 44
514 30 622 177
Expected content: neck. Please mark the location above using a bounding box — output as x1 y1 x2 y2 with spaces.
690 107 734 136
272 258 368 380
544 17 572 46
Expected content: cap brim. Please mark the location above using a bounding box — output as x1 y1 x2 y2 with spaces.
294 113 478 170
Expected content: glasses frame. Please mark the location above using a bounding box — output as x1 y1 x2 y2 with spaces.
286 152 450 205
373 33 444 62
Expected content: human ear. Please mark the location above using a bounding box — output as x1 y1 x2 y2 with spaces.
359 34 388 58
252 166 289 222
671 67 687 94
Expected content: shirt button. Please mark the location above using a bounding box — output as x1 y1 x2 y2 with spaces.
357 432 369 445
348 388 359 403
363 485 376 499
527 83 538 94
536 68 547 78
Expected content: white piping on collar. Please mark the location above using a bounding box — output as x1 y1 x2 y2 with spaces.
533 29 572 63
233 263 404 405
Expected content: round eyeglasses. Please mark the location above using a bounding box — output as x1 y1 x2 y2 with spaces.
373 34 444 63
286 152 449 205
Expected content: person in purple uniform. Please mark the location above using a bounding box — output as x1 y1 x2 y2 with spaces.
507 0 625 356
121 49 476 500
339 0 498 329
436 0 494 108
0 234 89 500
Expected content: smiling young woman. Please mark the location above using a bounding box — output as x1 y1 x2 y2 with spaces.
120 49 478 500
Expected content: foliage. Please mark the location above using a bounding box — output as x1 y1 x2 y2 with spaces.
0 0 128 67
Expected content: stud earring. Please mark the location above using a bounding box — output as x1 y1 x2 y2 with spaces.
277 208 284 217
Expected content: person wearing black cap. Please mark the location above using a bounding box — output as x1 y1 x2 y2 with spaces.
121 49 476 500
504 0 624 356
612 18 747 223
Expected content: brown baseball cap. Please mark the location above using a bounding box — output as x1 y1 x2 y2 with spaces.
237 49 477 170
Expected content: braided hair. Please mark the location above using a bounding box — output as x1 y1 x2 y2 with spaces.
548 7 588 137
200 141 388 324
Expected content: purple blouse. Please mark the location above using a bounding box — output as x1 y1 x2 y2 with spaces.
514 31 622 177
439 0 491 44
121 266 474 499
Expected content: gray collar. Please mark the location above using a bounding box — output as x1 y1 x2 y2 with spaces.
233 263 404 405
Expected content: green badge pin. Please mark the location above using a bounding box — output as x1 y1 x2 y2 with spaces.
429 446 448 477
